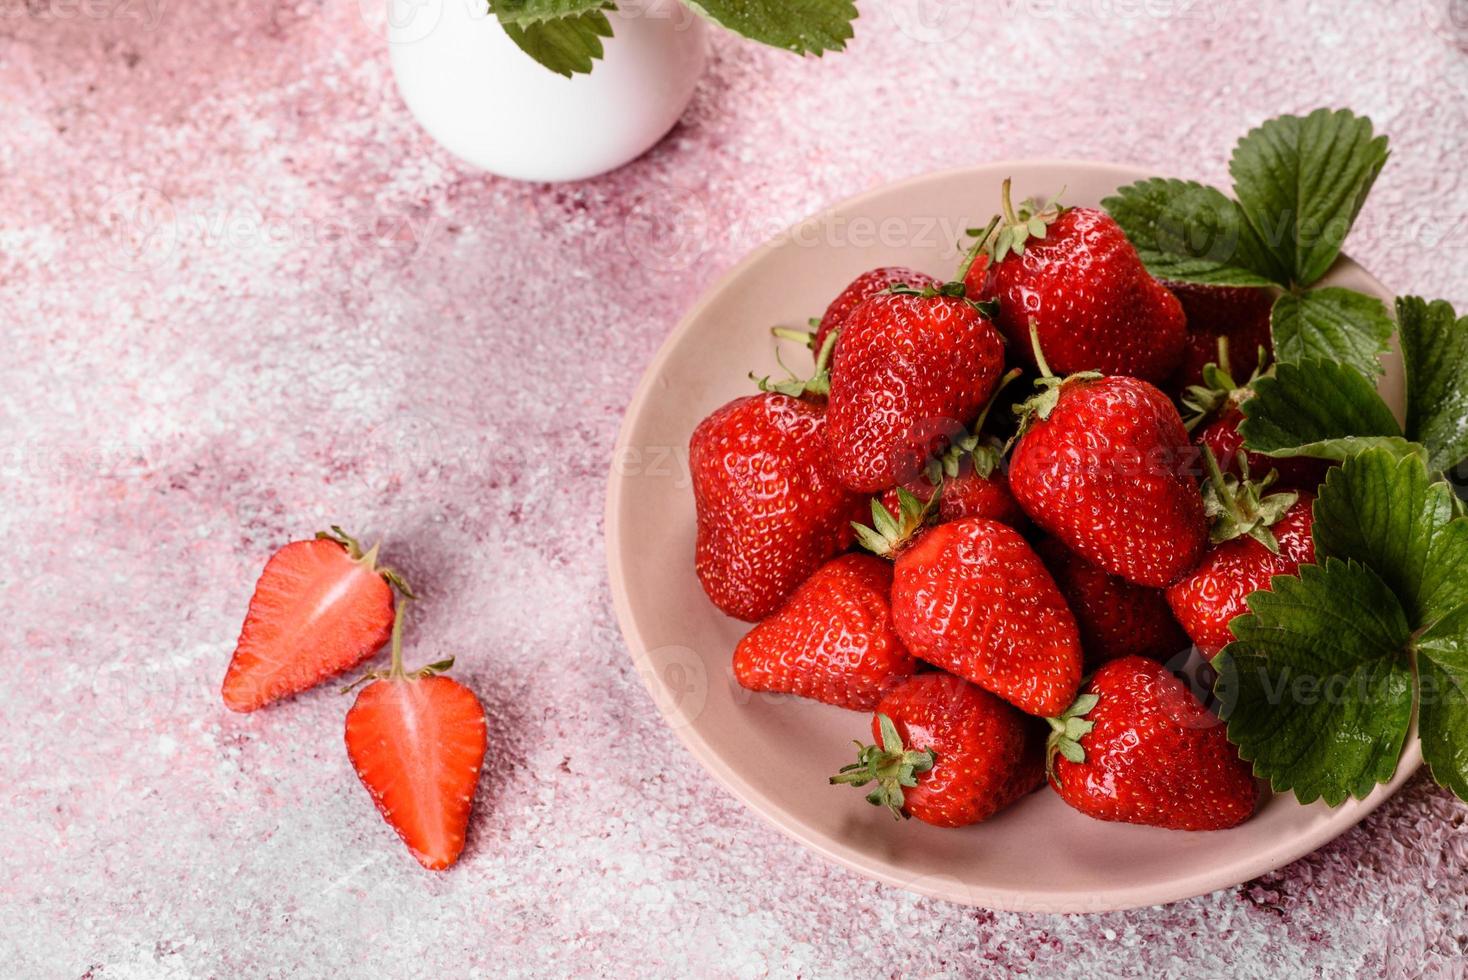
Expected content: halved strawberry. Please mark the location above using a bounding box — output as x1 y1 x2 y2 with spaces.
222 528 408 712
344 610 488 871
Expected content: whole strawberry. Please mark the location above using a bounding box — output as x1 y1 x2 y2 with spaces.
691 393 866 622
812 266 939 359
1166 282 1275 393
831 673 1043 827
825 284 1006 492
965 181 1185 384
222 527 408 713
1197 406 1331 491
1009 352 1207 588
1167 452 1316 657
733 554 915 711
876 514 1082 717
1035 538 1188 666
1047 656 1258 830
344 607 488 870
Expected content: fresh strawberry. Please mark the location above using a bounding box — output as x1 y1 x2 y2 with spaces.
222 528 408 713
1167 450 1317 657
1197 406 1331 491
865 512 1082 717
965 181 1185 384
830 673 1043 827
1035 537 1188 666
1046 656 1258 830
1009 347 1207 588
344 610 488 871
1165 282 1275 393
733 554 915 710
825 284 1006 492
812 266 939 359
691 393 866 622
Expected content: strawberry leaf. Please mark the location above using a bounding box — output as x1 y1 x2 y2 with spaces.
495 6 613 77
1416 605 1468 801
684 0 857 56
1398 296 1468 474
1271 288 1393 378
1214 559 1416 806
1239 358 1419 462
1228 108 1390 288
1102 178 1286 287
492 0 612 25
1313 449 1468 627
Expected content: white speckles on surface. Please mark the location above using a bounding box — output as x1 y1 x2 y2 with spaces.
2 0 1466 976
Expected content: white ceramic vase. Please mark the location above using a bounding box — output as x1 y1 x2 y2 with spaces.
386 0 708 182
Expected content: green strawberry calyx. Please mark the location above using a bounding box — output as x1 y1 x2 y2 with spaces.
1044 692 1100 781
1181 337 1271 431
851 487 940 558
885 279 1001 321
317 525 416 599
829 713 937 821
751 325 839 398
1011 320 1101 438
971 178 1066 266
341 599 453 693
1200 445 1298 553
920 367 1025 486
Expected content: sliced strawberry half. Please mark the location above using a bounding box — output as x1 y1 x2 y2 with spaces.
344 610 488 871
222 527 408 713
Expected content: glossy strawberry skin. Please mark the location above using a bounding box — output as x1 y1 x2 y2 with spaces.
1166 494 1316 658
826 292 1006 493
345 675 488 870
879 467 1027 529
969 208 1185 384
813 266 939 358
734 554 915 711
873 673 1044 827
1010 375 1208 588
1166 282 1275 393
1035 538 1189 666
691 394 866 622
1049 656 1258 831
222 538 395 713
1197 407 1332 492
891 518 1082 717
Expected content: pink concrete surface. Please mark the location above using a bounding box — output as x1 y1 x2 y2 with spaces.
1 0 1465 975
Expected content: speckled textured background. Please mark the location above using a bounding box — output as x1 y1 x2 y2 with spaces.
3 0 1466 976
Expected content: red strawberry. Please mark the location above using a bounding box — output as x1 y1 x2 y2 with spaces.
880 466 1026 529
1197 406 1331 491
1046 656 1258 830
344 611 488 871
222 528 407 713
1035 537 1188 666
691 393 866 622
830 673 1043 827
1166 282 1275 393
825 285 1006 492
1167 465 1316 658
1009 359 1207 588
733 554 915 711
813 266 939 358
965 181 1185 384
874 515 1082 717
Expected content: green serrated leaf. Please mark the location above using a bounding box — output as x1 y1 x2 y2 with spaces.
1314 449 1468 627
1214 559 1415 806
496 6 613 77
492 0 611 25
684 0 856 56
1229 108 1390 287
1417 604 1468 800
1238 358 1414 462
1271 288 1393 378
1398 296 1468 474
1102 178 1286 286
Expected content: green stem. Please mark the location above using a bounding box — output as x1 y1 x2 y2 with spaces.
1000 177 1018 226
1029 319 1054 379
388 598 409 680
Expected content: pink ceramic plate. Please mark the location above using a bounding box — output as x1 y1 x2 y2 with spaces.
605 162 1415 913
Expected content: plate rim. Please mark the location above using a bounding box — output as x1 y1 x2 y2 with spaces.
605 160 1421 913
